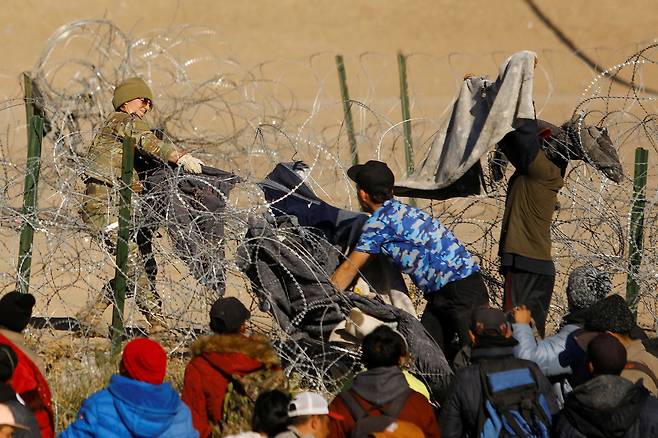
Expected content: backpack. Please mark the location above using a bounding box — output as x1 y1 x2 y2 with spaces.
339 388 411 438
477 360 552 438
202 357 287 437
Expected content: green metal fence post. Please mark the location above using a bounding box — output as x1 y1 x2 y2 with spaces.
23 72 35 128
626 147 649 314
335 55 359 166
398 52 414 176
16 116 44 294
111 136 136 354
397 51 417 206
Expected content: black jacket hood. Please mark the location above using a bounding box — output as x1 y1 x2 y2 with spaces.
563 375 649 438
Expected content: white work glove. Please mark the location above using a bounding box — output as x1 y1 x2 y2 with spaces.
177 154 205 174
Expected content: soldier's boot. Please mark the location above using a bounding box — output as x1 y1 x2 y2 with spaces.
75 299 111 337
146 313 169 336
136 283 169 336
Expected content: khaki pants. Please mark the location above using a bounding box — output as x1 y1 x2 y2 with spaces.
79 182 163 322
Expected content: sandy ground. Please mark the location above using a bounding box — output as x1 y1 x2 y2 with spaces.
0 1 657 329
1 0 656 111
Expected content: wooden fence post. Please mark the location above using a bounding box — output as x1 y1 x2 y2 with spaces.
335 55 359 166
111 136 136 354
626 147 649 314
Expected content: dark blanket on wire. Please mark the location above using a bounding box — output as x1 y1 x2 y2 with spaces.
259 161 367 252
138 158 241 295
260 162 408 293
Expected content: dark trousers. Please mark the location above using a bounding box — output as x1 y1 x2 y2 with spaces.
421 272 489 361
503 268 555 338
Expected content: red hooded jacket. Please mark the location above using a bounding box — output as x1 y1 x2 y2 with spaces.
0 332 54 438
328 366 440 438
181 333 280 438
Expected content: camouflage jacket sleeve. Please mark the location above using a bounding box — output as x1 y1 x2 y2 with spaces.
118 114 177 162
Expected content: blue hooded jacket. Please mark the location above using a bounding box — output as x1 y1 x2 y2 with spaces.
59 374 198 438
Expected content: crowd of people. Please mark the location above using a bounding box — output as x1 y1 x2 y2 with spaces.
1 281 658 437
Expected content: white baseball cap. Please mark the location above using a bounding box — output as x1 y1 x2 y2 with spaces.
288 392 343 420
0 404 28 431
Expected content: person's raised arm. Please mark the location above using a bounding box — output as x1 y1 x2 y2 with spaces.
330 251 371 292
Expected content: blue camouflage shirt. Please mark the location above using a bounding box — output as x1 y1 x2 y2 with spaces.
354 199 479 294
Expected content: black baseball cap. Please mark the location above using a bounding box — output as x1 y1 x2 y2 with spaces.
209 297 251 334
347 160 395 195
470 306 509 336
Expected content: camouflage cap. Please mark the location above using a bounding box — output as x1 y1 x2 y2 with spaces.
112 77 154 110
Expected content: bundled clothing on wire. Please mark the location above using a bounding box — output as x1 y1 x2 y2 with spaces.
237 212 452 401
260 162 410 309
137 158 241 295
259 162 367 252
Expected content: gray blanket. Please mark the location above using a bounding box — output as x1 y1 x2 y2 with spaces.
396 50 537 196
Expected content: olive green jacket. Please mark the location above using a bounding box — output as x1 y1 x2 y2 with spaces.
85 111 176 186
500 150 564 261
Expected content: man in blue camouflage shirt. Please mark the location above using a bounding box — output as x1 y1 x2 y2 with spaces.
331 160 489 359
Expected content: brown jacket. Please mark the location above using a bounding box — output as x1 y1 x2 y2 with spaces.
622 340 658 395
500 150 564 261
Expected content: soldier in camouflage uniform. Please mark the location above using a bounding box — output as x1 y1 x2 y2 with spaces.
77 77 205 334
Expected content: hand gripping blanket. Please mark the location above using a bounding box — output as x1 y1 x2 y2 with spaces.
395 50 537 199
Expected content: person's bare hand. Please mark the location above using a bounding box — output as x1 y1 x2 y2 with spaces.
513 305 532 324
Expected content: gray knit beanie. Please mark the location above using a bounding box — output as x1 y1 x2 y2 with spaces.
566 266 611 311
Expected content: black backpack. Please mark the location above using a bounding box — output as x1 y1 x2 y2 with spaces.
339 388 412 438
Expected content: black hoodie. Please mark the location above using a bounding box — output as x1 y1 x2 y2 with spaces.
553 375 658 437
